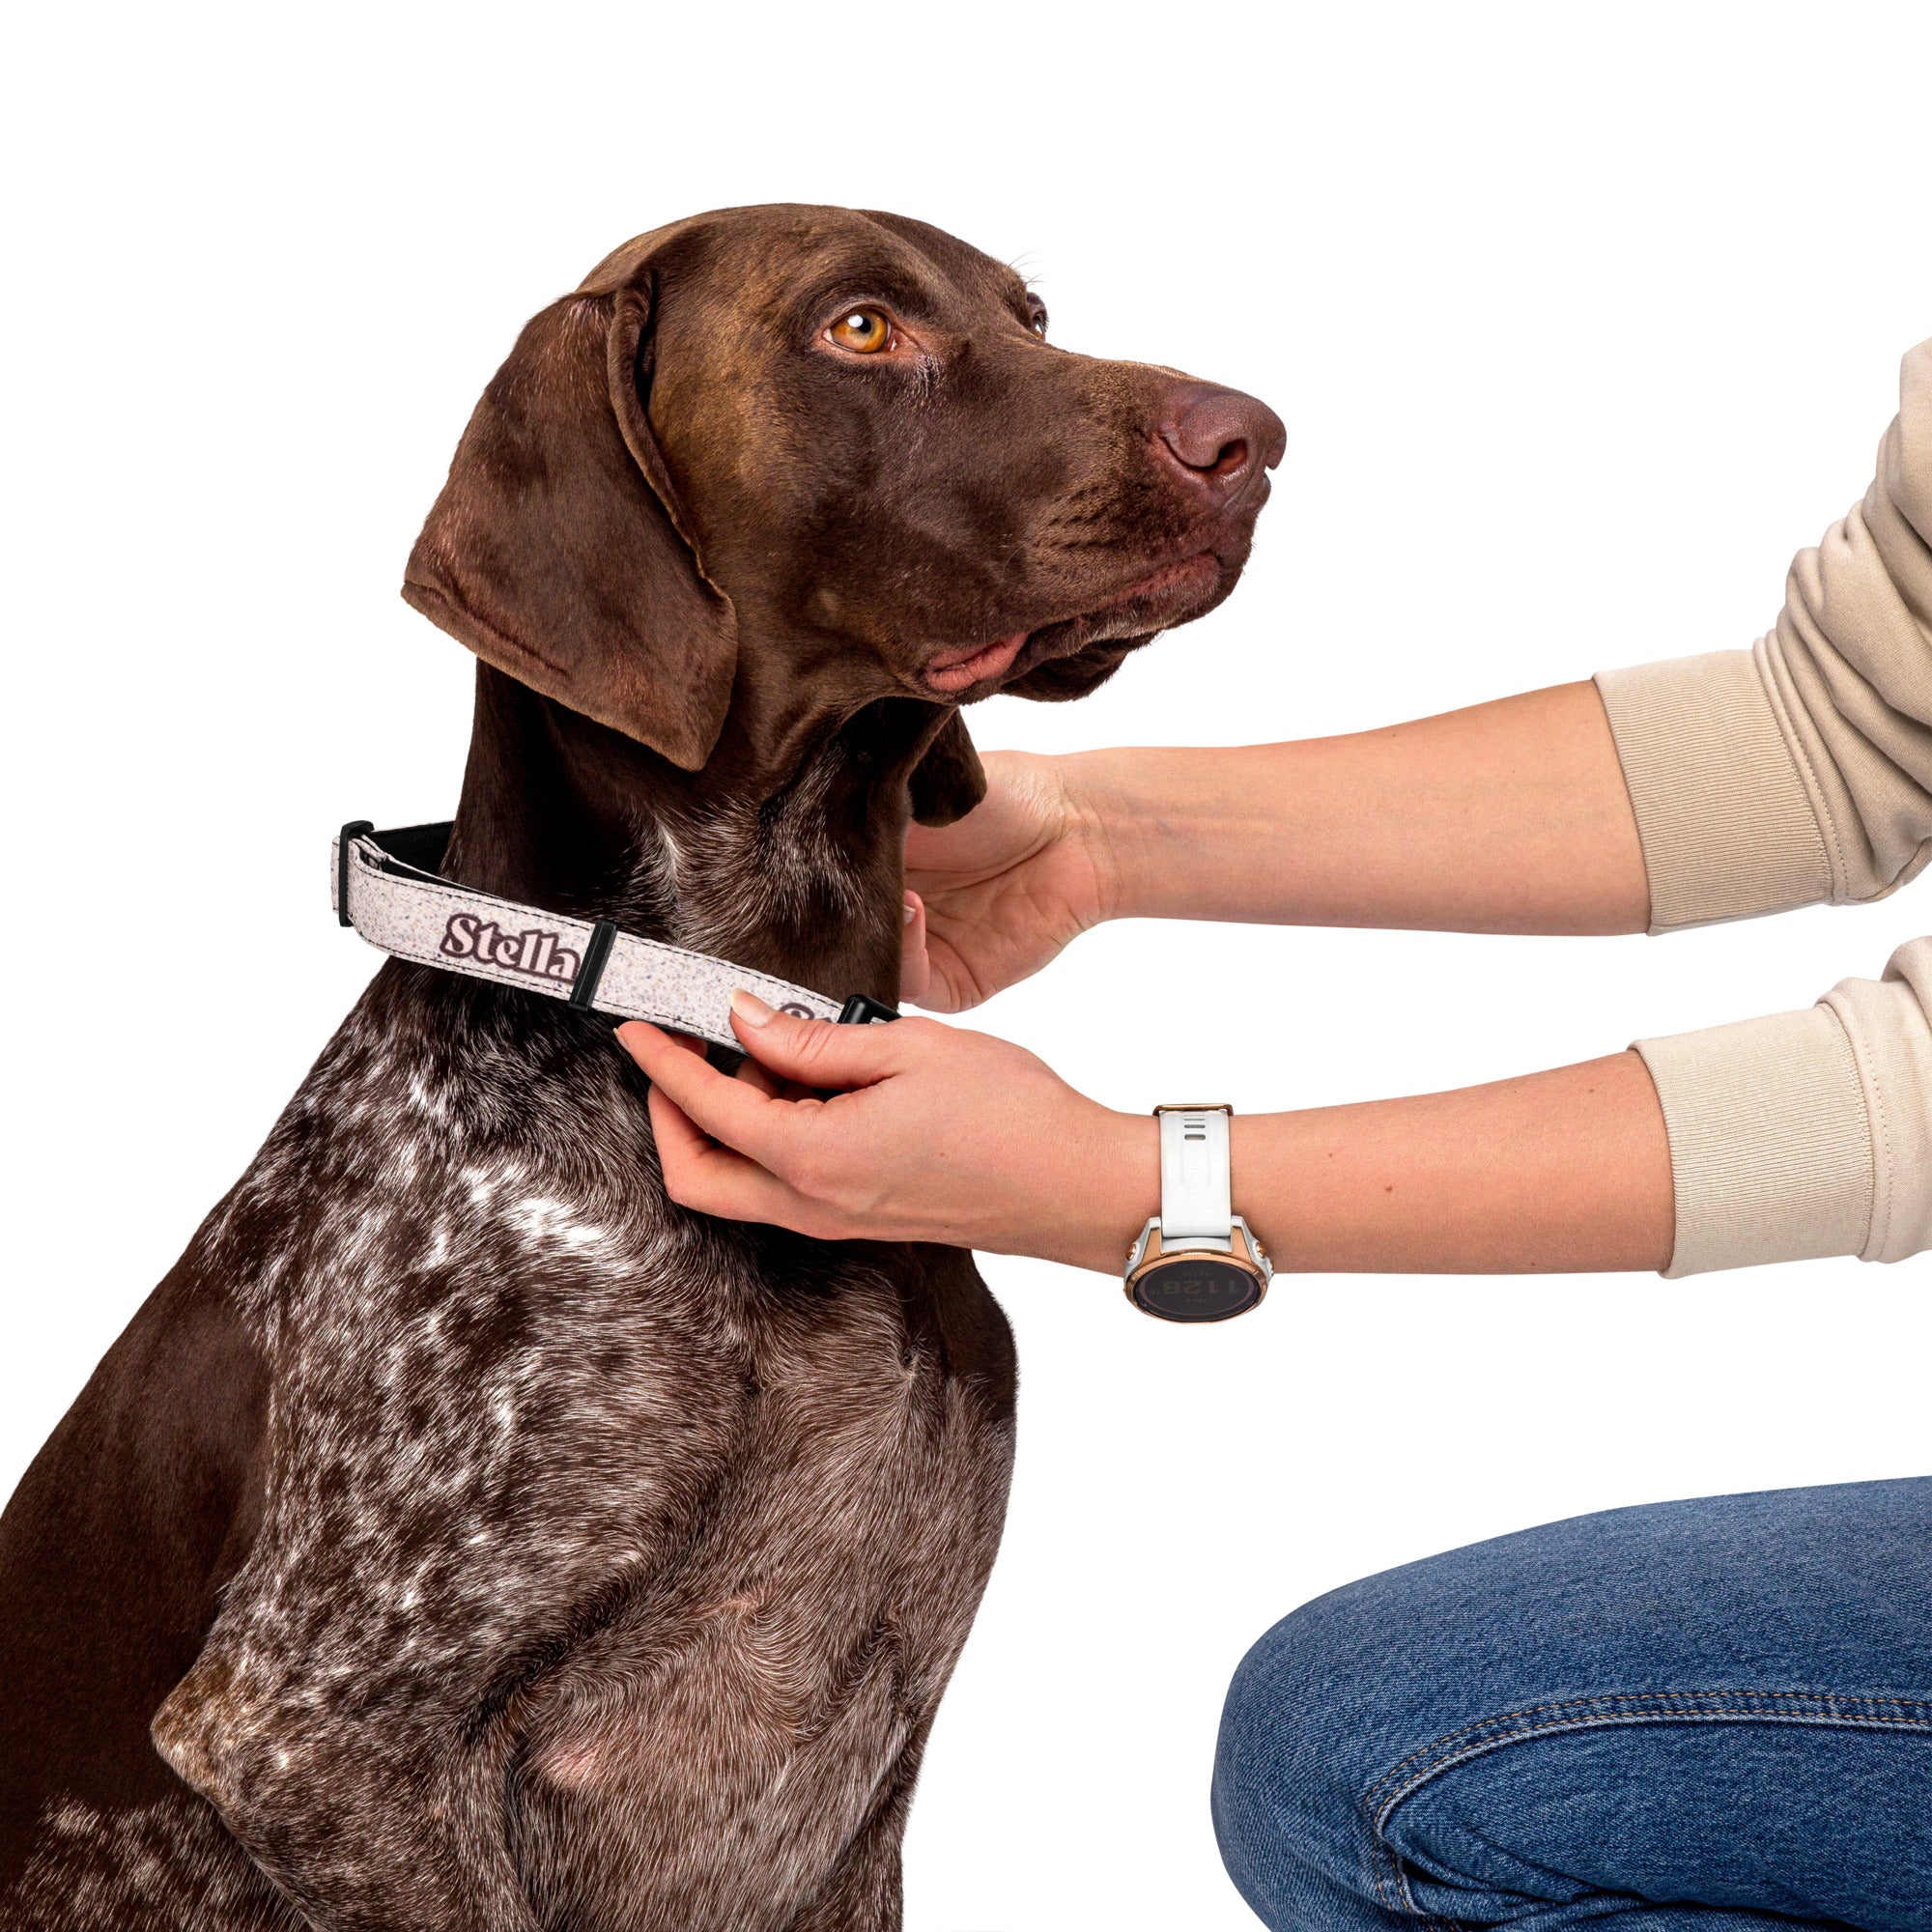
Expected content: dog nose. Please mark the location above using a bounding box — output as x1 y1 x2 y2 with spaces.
1156 384 1287 496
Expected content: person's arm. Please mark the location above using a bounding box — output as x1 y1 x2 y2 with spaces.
900 683 1648 1012
621 929 1932 1277
616 998 1674 1276
1063 680 1653 939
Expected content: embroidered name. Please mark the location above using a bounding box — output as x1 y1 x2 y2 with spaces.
440 913 581 983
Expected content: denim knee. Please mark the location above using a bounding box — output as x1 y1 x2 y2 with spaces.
1210 1481 1932 1932
1212 1587 1417 1932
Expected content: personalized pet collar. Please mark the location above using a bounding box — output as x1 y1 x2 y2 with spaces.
332 821 897 1050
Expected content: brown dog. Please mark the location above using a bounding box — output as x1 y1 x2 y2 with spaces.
0 204 1281 1930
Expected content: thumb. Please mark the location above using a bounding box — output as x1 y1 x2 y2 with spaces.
898 891 931 1006
727 988 903 1091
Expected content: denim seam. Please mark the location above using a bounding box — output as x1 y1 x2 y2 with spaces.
1359 1689 1932 1920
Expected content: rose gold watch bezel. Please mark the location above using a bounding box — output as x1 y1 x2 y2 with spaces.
1122 1219 1270 1319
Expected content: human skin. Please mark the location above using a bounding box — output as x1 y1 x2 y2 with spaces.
617 681 1677 1275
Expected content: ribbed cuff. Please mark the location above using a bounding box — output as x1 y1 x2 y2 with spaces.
1596 653 1831 932
1635 1006 1873 1277
1823 957 1932 1265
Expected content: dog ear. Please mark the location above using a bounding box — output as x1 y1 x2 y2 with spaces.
401 273 737 772
908 709 987 826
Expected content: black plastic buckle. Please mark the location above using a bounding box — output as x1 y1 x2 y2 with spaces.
336 820 375 927
569 920 619 1009
837 993 900 1026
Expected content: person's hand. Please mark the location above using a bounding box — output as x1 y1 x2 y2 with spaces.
901 750 1114 1011
615 991 1153 1271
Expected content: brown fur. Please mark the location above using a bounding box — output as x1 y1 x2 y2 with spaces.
0 204 1280 1930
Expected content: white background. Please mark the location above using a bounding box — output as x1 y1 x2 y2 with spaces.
4 4 1930 1925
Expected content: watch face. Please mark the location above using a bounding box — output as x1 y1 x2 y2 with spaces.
1128 1256 1265 1323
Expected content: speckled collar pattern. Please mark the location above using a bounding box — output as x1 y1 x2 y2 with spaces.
330 821 855 1050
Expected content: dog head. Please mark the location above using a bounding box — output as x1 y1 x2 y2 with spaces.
405 205 1283 820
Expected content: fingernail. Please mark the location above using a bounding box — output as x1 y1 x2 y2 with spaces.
903 898 917 926
729 987 777 1026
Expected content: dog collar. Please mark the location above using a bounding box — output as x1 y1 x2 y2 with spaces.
332 820 897 1050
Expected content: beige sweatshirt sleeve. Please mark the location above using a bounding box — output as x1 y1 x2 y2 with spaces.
1593 339 1932 1276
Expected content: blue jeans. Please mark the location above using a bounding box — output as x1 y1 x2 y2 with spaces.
1212 1478 1932 1930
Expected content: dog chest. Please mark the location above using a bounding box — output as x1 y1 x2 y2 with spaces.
127 977 1015 1931
503 1248 1015 1929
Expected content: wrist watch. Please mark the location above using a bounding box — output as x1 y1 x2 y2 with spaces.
1123 1104 1272 1322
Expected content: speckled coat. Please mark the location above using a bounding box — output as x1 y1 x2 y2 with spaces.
8 958 1014 1932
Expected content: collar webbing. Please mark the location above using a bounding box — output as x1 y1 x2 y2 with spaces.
331 820 895 1050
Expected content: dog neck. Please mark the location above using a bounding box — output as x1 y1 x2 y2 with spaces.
440 665 921 1008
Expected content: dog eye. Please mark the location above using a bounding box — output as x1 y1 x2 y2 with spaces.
827 308 895 355
1028 298 1049 337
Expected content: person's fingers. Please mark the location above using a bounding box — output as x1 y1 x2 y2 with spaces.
898 892 930 1007
733 1051 786 1099
644 1074 722 1164
629 1023 793 1101
616 1020 805 1165
725 991 910 1088
645 1084 837 1230
910 933 985 1014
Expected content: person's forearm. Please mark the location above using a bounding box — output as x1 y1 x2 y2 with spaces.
1068 681 1652 936
627 1004 1675 1277
1242 1048 1673 1273
1072 1049 1673 1275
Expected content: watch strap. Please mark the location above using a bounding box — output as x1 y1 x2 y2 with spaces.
1156 1104 1234 1252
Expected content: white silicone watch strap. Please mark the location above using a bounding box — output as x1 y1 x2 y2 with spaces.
1157 1106 1234 1252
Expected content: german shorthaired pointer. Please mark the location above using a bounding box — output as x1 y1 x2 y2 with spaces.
0 204 1282 1930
